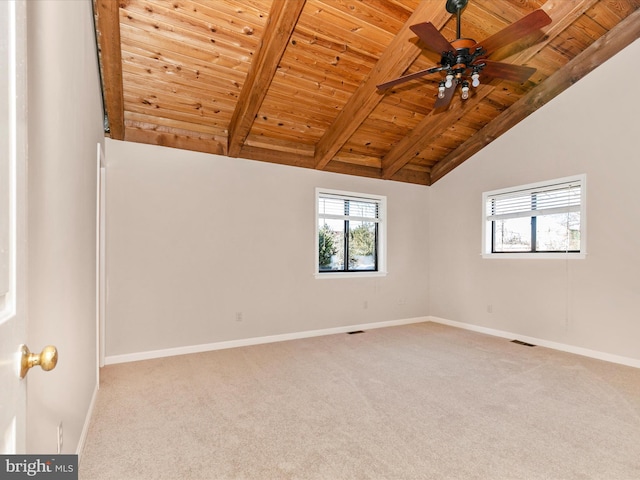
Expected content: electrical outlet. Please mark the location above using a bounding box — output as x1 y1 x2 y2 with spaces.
235 312 243 322
57 422 63 454
363 300 368 310
487 304 493 314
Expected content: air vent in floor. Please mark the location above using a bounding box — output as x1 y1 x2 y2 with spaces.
347 330 365 335
511 339 536 347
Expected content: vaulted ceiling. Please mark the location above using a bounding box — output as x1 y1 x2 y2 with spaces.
94 0 640 185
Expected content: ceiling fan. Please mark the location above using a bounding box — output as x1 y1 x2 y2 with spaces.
377 0 552 109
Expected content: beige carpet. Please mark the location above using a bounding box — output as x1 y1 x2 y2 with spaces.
79 322 640 479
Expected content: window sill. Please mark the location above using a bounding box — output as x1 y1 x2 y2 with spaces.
482 252 586 260
314 271 387 279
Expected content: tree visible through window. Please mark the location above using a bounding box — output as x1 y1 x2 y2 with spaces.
316 189 385 274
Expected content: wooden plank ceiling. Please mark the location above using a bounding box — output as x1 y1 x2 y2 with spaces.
94 0 640 186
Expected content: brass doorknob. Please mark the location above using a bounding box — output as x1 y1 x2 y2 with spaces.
19 344 58 379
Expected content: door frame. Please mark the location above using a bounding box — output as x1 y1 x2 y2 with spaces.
0 0 28 454
97 143 106 369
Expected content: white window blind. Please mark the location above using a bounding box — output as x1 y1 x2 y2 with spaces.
318 193 381 223
487 179 582 221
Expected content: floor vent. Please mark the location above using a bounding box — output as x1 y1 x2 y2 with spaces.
347 330 365 335
511 339 536 347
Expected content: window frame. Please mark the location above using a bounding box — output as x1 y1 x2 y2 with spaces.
482 175 587 259
315 188 387 278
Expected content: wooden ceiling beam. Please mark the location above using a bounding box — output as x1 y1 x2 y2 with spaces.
227 0 306 157
124 127 226 156
239 145 315 169
380 0 600 180
322 162 382 180
243 146 430 185
381 87 495 183
95 0 125 139
239 147 409 184
313 0 452 170
389 168 431 186
430 7 640 184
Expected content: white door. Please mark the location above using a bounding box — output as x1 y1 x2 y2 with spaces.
0 0 28 454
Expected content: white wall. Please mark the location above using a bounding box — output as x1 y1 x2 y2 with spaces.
429 39 640 361
26 1 104 453
104 140 430 357
103 39 640 365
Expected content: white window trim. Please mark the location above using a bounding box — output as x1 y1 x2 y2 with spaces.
315 188 387 279
482 174 587 259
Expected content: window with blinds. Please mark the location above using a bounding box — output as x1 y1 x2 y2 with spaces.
482 175 586 257
316 189 386 275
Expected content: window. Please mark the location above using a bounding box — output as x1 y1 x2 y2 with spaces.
482 175 586 258
316 188 386 277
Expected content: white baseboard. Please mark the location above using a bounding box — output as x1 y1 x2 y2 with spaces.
104 315 640 369
76 382 99 458
104 316 430 365
429 316 640 369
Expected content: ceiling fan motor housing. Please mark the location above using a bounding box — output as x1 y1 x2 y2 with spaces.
441 38 486 77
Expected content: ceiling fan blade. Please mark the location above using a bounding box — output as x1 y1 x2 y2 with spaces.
433 78 458 109
475 9 552 56
480 60 536 83
377 66 445 90
410 22 455 54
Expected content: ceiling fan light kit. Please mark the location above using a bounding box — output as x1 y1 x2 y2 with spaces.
378 0 552 109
